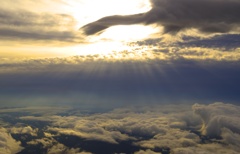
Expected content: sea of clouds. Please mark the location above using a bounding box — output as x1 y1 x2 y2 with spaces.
0 102 239 153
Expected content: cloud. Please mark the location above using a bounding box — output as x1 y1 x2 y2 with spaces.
134 149 161 154
28 136 91 154
27 137 55 148
9 126 38 136
193 102 240 137
136 129 200 149
48 121 134 144
20 104 197 145
81 0 240 35
1 102 240 153
221 128 240 152
171 144 240 154
178 34 240 50
47 143 83 154
0 127 23 154
0 7 83 43
131 33 240 50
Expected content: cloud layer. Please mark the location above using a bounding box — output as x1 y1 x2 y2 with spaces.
1 102 240 153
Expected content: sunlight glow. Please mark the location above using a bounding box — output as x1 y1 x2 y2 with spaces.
95 25 159 41
72 25 160 56
63 0 155 56
0 0 155 59
68 0 152 27
70 41 131 56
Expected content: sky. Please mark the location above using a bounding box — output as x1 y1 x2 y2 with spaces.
0 0 240 108
0 0 240 153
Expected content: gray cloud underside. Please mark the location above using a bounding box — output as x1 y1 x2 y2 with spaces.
81 0 240 35
0 8 82 42
0 28 77 42
131 34 240 50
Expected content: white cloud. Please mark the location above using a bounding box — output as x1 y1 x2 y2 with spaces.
15 103 240 153
134 149 161 154
27 137 55 148
136 129 200 149
0 127 23 154
9 126 38 136
28 137 91 154
221 128 240 152
193 102 240 137
47 143 81 154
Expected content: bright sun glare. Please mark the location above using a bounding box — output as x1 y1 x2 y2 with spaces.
70 0 151 27
58 0 156 56
95 25 159 41
71 25 160 56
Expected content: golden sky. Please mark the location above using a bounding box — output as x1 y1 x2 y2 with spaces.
1 0 238 61
0 0 240 105
0 0 158 59
1 1 240 154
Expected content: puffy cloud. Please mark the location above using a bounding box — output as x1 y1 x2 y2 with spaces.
171 144 240 154
47 143 82 154
20 104 201 146
81 0 240 35
28 137 91 154
0 127 23 154
2 102 240 153
193 102 240 137
48 127 132 144
134 149 161 154
28 137 54 148
9 126 38 136
136 129 200 149
221 128 240 152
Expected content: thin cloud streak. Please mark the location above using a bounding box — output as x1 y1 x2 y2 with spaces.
0 6 84 43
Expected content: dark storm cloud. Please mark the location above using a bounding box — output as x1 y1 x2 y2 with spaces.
81 0 240 35
0 8 82 42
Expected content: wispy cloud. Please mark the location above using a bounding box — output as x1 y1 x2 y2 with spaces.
0 8 83 43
